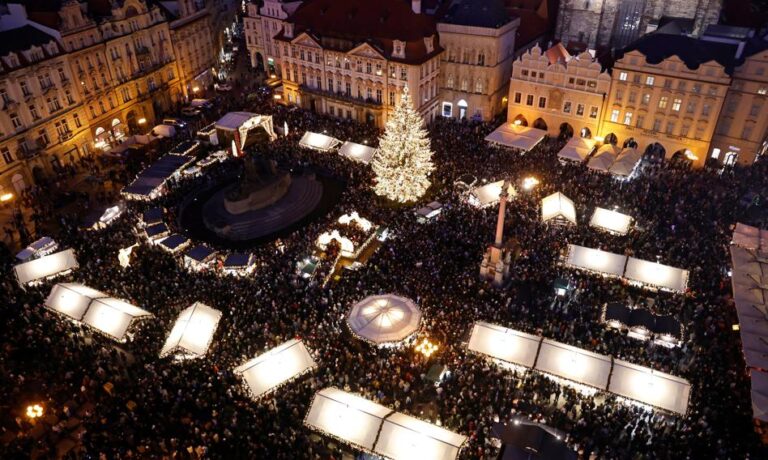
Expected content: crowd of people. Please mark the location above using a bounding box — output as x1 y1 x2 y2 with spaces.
1 89 767 460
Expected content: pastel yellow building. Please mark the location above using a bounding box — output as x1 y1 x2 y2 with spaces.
507 43 610 138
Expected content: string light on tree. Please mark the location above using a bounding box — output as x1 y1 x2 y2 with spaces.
372 86 435 203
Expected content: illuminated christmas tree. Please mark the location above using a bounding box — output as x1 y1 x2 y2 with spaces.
372 86 434 203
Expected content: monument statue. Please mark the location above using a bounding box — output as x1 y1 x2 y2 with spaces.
224 156 292 214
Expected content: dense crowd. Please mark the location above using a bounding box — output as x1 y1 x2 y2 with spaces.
1 91 767 460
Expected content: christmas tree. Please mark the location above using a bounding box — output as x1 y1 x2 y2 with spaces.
372 86 434 203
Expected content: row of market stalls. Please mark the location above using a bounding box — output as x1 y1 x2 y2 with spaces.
138 207 257 275
468 321 691 415
729 223 768 423
541 191 634 235
557 137 643 178
299 131 378 164
484 123 547 152
45 283 152 341
304 387 468 460
564 244 690 293
603 302 683 347
122 154 195 201
13 248 79 287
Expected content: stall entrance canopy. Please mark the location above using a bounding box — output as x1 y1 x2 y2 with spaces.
339 141 377 164
589 207 633 235
235 339 317 400
299 131 341 152
557 137 596 163
485 123 546 151
609 148 642 177
14 249 79 286
45 283 152 341
304 387 468 459
466 322 691 414
160 302 222 359
541 192 577 225
468 180 517 208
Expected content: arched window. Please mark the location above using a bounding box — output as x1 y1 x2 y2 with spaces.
475 79 484 93
460 79 468 91
447 74 454 88
477 51 485 66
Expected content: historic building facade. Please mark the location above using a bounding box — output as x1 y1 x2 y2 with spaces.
555 0 722 49
244 0 301 76
274 0 442 128
710 40 768 166
507 43 610 138
437 0 519 121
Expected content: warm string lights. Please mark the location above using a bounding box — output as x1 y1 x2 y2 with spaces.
372 86 435 203
415 337 439 358
26 404 44 419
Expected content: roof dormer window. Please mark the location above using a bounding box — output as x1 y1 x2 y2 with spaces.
393 40 405 59
424 35 434 54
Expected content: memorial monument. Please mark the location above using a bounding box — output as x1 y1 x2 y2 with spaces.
480 179 516 287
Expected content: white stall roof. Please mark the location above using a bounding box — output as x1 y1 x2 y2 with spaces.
624 257 689 292
14 249 79 286
564 244 627 277
535 339 612 389
589 207 633 235
557 137 596 162
467 321 542 368
82 297 152 340
215 111 259 130
541 192 577 225
733 222 768 251
375 412 467 460
484 123 546 151
235 339 317 399
339 141 376 164
45 283 106 320
609 359 691 415
587 144 620 172
160 302 222 358
300 131 341 152
609 148 642 177
469 181 517 208
304 387 393 451
347 295 422 345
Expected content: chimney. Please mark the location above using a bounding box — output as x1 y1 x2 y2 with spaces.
412 0 421 14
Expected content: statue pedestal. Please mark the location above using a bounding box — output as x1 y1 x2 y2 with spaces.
480 244 511 287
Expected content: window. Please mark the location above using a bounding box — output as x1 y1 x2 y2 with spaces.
73 113 81 128
38 128 49 146
10 112 22 129
514 92 521 104
329 106 335 116
447 75 454 88
366 88 372 100
589 106 598 118
475 80 484 93
477 52 485 66
328 78 333 91
641 93 650 105
375 63 382 76
563 101 572 113
750 103 761 117
742 125 754 139
389 91 395 105
681 124 689 137
55 118 70 136
20 81 30 97
658 96 668 109
65 90 75 105
442 102 452 117
645 76 655 86
708 86 718 96
460 79 468 91
521 69 528 77
610 109 620 122
616 89 624 101
538 96 546 108
686 101 696 113
526 94 534 106
1 147 12 164
692 84 701 94
653 119 661 131
299 49 304 60
664 79 672 89
345 82 351 96
619 71 628 81
401 67 407 80
628 92 636 104
678 81 686 91
702 104 711 116
633 74 641 83
672 98 681 111
759 87 768 95
366 62 372 74
665 121 675 134
623 111 633 125
376 89 382 103
636 115 644 128
576 104 584 116
0 87 9 103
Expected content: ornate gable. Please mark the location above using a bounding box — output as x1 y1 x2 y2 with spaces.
291 32 321 49
348 42 384 60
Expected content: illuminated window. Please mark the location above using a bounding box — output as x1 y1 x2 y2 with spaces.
610 109 620 122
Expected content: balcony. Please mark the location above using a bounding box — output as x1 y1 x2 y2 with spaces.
299 84 383 108
59 131 73 142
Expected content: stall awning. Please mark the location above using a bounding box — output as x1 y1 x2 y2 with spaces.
142 207 164 225
467 321 542 368
160 302 222 359
608 359 691 414
541 192 577 225
14 249 79 286
185 245 216 263
564 244 627 277
587 144 620 172
299 131 341 152
339 141 376 164
160 234 190 252
469 181 517 208
304 387 392 451
485 123 546 151
733 222 768 251
235 339 317 400
624 257 689 292
375 412 467 460
16 236 58 261
608 148 642 177
557 137 596 162
45 283 106 320
535 339 613 390
82 297 152 340
589 207 632 235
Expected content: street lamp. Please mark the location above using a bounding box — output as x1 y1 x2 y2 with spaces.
192 86 200 94
415 338 438 358
0 192 13 203
522 176 539 191
138 117 147 125
26 404 44 420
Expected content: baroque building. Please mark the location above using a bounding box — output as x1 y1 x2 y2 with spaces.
555 0 722 50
